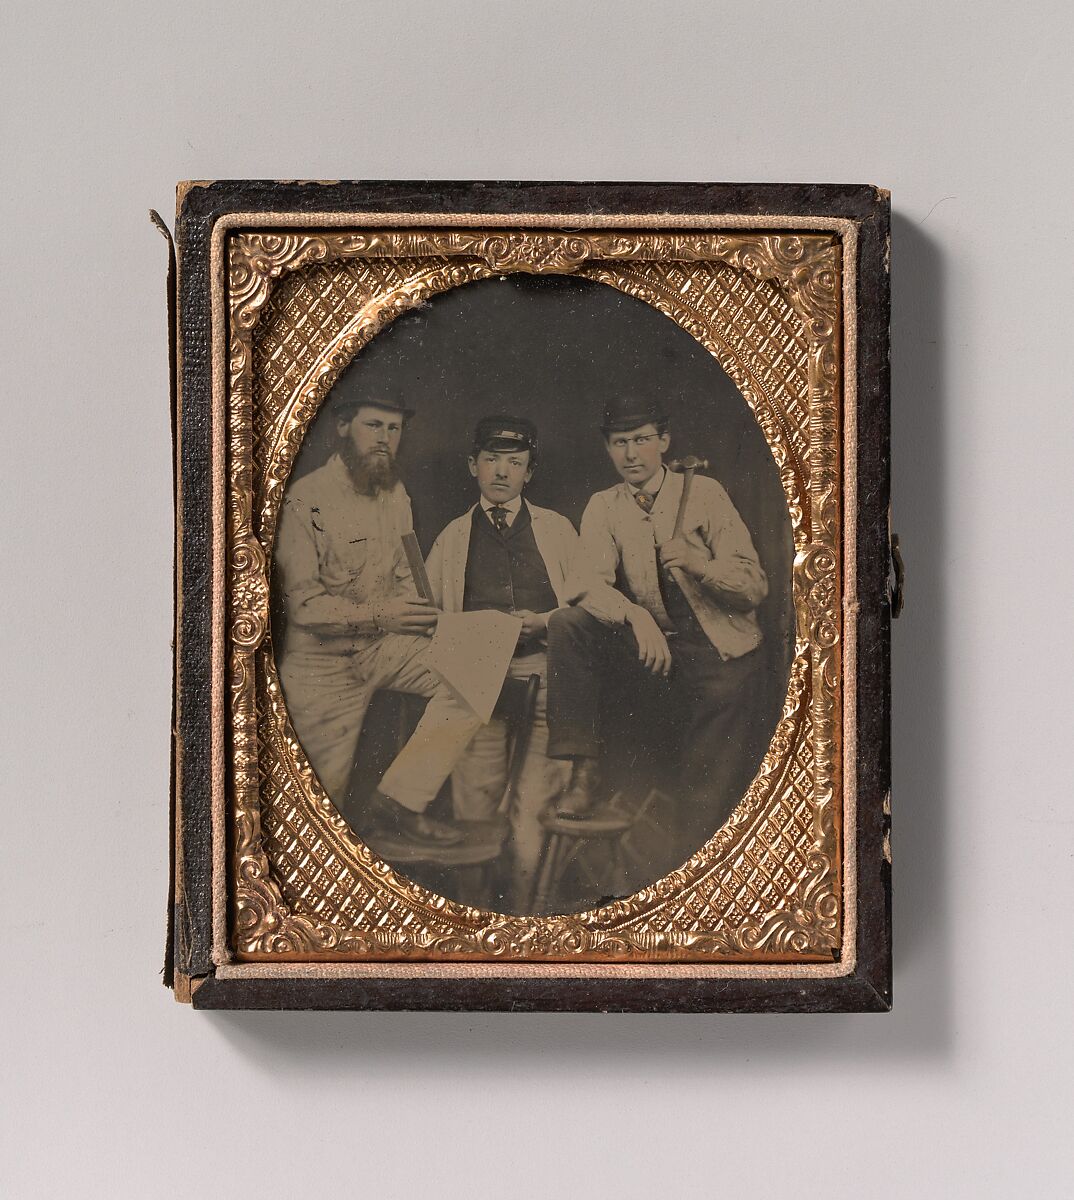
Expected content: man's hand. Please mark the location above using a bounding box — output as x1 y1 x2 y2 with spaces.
658 537 709 580
514 610 549 641
372 596 440 635
626 605 672 676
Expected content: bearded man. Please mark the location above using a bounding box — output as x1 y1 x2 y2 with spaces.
274 381 483 850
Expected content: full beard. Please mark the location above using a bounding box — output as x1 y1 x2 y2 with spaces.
340 440 401 496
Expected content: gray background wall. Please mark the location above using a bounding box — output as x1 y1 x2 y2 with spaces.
3 2 1071 1196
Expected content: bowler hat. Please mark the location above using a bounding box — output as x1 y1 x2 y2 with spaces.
331 357 416 420
472 414 539 458
600 394 668 434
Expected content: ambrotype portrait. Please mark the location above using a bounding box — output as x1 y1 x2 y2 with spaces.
169 182 892 1010
271 275 792 916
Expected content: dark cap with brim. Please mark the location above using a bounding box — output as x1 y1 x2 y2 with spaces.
472 415 538 457
600 395 668 434
331 358 416 419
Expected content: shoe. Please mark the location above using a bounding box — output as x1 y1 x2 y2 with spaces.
366 790 464 846
555 757 600 819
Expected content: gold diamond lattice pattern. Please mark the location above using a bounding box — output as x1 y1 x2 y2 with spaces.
245 252 829 957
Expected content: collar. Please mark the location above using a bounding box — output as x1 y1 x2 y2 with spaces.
479 494 523 526
627 466 667 498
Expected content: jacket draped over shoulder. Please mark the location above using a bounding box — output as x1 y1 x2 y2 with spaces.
578 470 767 660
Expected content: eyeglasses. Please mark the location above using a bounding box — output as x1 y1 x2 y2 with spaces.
609 434 660 450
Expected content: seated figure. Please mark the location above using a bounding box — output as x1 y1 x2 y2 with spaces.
426 415 586 910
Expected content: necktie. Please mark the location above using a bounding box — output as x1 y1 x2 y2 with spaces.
634 491 654 514
489 505 509 532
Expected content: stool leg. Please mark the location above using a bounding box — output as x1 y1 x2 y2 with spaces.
546 835 584 912
607 837 628 898
532 833 563 914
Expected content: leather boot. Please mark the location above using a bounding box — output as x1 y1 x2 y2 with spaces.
556 757 600 819
365 790 464 847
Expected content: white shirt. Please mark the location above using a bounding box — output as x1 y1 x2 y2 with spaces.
275 452 414 646
479 494 523 528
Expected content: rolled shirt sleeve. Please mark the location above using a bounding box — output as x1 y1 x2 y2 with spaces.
696 482 768 611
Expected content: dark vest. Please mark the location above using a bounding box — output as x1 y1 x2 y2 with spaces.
622 482 706 640
617 556 703 638
659 560 702 632
463 502 558 633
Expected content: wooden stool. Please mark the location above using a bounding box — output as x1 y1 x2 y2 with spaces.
349 673 543 908
530 806 635 914
362 817 509 907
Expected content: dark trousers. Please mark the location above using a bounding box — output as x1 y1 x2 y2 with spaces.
546 606 762 841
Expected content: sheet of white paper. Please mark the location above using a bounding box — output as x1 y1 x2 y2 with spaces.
425 610 523 723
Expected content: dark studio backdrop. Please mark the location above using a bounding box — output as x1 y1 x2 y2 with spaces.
278 275 795 902
288 274 793 616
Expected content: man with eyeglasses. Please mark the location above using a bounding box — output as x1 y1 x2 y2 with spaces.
546 395 768 839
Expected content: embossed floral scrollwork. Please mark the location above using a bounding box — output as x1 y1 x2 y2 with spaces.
733 852 839 955
236 856 343 956
795 543 841 652
230 234 334 331
478 233 591 274
230 536 269 650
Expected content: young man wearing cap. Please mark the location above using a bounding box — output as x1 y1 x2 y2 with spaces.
274 380 484 851
547 395 768 843
425 415 582 910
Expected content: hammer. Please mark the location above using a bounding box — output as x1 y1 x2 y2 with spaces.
667 456 709 537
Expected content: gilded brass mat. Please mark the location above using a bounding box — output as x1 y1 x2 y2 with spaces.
225 231 841 961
